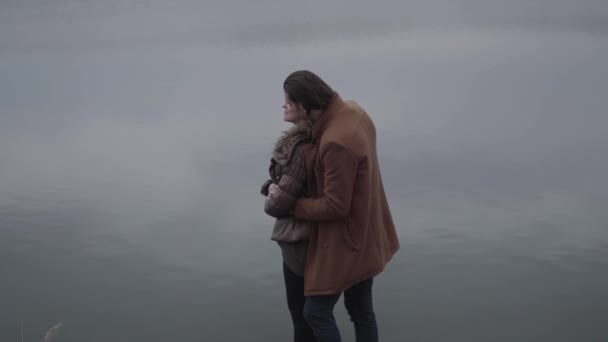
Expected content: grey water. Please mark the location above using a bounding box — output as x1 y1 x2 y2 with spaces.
1 1 608 341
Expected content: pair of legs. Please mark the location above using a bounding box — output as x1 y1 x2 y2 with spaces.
283 263 378 342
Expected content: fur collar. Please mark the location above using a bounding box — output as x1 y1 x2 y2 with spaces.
272 121 313 166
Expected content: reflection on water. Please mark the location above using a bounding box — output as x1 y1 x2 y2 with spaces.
2 199 607 341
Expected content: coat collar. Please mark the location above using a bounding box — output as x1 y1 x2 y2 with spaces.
312 92 344 141
272 120 313 166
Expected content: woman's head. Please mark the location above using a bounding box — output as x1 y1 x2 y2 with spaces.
282 70 334 123
282 94 306 123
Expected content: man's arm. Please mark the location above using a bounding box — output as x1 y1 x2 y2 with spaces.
294 142 358 221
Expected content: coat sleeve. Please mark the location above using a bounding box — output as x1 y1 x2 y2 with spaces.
264 143 308 218
294 142 358 221
260 179 273 196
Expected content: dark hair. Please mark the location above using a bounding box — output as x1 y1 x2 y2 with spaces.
283 70 335 115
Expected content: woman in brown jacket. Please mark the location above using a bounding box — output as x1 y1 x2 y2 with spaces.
261 95 316 342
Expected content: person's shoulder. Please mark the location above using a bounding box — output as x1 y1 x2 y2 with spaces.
344 99 360 107
281 140 309 169
289 139 312 160
342 99 365 113
323 100 374 156
292 138 312 152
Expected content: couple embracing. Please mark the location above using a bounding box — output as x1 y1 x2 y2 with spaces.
261 70 400 342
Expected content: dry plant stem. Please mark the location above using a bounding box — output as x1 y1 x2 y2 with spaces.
43 322 63 342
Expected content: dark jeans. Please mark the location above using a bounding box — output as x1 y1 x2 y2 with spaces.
283 263 317 342
303 277 378 342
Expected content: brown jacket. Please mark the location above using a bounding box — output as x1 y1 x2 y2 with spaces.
294 93 400 296
262 121 313 242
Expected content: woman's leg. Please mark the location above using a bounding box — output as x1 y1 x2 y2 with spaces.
283 262 317 342
303 293 342 342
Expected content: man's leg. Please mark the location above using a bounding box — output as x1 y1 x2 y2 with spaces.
283 263 317 342
303 293 342 342
344 277 378 342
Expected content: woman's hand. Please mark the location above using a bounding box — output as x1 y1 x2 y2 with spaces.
268 183 279 198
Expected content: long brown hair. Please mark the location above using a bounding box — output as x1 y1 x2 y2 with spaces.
283 70 335 116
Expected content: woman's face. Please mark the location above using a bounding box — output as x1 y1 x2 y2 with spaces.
282 94 306 123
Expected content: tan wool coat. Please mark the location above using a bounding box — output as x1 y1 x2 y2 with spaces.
294 93 400 296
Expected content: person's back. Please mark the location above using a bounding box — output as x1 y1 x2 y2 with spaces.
297 94 399 297
326 99 399 262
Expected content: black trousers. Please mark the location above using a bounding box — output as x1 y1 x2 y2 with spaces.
283 262 378 342
283 262 317 342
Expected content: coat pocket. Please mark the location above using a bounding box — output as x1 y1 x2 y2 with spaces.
343 218 363 251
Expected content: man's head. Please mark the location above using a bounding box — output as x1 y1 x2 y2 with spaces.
283 70 335 119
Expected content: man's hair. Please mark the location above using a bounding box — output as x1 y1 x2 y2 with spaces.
283 70 335 116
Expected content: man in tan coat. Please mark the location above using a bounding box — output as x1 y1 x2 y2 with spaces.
269 70 400 342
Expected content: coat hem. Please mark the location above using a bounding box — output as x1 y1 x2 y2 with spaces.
303 249 398 296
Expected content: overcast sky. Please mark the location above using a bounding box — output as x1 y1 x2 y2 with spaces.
1 0 608 51
0 0 607 241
